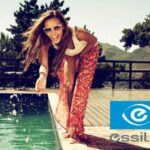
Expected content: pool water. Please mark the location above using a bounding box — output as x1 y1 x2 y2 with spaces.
0 93 61 150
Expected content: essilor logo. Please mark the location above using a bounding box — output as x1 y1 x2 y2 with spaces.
122 104 150 126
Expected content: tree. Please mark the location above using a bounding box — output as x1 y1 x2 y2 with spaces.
7 0 70 54
5 0 70 88
0 32 16 58
84 25 94 35
120 14 150 50
92 63 112 88
141 72 150 88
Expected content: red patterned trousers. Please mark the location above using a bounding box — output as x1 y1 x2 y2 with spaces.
54 45 99 137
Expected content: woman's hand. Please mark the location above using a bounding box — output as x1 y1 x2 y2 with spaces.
35 75 47 93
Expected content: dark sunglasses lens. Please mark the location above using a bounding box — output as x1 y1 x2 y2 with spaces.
54 25 61 31
44 28 51 33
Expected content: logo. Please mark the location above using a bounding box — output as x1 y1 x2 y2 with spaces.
110 101 150 129
110 132 150 142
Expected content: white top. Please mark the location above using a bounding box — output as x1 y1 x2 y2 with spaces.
65 27 88 56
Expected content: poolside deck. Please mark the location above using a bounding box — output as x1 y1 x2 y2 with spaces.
48 88 150 150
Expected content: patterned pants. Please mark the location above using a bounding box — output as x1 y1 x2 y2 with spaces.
54 45 99 137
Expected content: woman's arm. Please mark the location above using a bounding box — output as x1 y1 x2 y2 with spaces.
35 45 49 92
39 45 49 78
76 27 97 44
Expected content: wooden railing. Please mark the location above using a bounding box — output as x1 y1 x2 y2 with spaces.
98 60 150 89
0 58 21 89
0 58 150 89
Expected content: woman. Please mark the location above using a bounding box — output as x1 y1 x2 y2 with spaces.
23 10 99 143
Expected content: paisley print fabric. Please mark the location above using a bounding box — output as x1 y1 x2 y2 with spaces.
54 45 99 137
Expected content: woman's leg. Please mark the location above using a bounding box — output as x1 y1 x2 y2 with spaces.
64 56 76 111
55 45 99 142
54 60 69 130
54 56 76 131
68 45 99 140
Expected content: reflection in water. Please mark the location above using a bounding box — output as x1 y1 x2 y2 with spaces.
0 94 61 150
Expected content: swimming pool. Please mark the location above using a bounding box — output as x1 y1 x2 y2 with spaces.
0 93 61 150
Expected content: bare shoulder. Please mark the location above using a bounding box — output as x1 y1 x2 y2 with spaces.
75 26 97 44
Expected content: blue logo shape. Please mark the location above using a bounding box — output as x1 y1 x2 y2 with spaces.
110 101 150 129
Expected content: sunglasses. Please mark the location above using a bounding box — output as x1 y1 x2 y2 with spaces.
43 24 62 34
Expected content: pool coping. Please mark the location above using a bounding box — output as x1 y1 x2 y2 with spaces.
48 98 63 150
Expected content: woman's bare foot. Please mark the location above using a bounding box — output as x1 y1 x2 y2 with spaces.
63 132 92 144
70 136 80 144
63 133 71 138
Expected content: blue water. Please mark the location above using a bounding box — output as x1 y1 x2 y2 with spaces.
0 93 61 150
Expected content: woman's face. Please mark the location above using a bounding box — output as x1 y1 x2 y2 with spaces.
43 18 64 44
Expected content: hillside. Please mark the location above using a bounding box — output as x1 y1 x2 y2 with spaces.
101 44 150 70
123 46 150 69
123 46 150 61
101 43 150 61
101 43 130 60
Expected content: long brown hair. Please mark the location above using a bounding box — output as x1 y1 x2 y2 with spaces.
22 10 72 77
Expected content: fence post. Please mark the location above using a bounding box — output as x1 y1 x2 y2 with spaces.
112 61 116 89
14 59 17 89
129 62 132 89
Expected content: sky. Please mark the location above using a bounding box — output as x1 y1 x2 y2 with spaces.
0 0 149 52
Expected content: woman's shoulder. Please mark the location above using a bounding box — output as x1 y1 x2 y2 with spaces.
74 26 97 44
